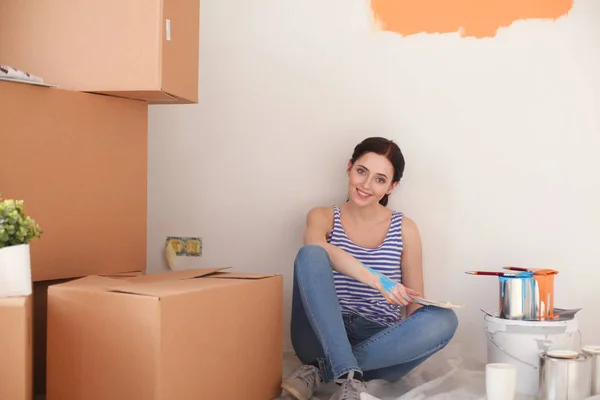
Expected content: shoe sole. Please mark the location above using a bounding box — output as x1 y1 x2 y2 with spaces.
281 383 308 400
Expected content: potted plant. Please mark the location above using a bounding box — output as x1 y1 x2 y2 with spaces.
0 194 42 297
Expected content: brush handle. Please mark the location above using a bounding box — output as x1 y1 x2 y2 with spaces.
466 271 518 277
503 266 530 272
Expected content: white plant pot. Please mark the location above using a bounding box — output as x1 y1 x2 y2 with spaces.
0 243 33 298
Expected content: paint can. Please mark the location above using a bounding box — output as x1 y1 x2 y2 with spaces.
499 272 537 320
483 314 581 396
532 271 557 319
499 270 558 320
538 352 592 399
582 345 600 395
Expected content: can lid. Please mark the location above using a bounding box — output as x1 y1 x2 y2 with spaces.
546 350 579 359
583 345 600 354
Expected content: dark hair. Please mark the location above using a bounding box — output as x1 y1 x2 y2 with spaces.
349 137 405 206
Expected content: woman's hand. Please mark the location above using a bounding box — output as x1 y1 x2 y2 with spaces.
381 282 421 306
362 265 421 306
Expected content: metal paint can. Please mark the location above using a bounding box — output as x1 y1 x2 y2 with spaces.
582 345 600 395
499 272 537 320
532 271 557 319
538 352 592 400
484 314 581 396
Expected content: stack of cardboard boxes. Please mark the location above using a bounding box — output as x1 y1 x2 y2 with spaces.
0 2 283 399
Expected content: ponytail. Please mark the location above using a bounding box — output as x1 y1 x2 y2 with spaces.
379 194 389 207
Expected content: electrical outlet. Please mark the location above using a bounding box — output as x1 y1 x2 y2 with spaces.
184 237 202 257
165 236 202 257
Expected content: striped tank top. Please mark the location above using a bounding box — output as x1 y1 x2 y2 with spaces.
327 205 404 326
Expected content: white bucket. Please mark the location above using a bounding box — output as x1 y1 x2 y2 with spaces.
484 314 581 397
0 244 32 298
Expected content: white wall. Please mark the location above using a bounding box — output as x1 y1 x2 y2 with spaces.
148 0 600 360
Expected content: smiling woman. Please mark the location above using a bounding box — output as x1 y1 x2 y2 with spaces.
277 137 459 400
347 137 404 207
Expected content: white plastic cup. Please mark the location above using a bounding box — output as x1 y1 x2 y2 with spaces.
486 363 516 400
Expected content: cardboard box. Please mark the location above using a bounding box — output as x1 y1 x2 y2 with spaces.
47 268 283 400
32 279 70 397
0 81 147 281
0 296 32 400
32 272 145 396
0 0 199 104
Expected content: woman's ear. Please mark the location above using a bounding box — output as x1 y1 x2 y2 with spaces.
347 161 353 174
387 181 399 195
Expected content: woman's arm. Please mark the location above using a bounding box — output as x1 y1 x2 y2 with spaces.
303 207 408 305
400 216 425 316
303 207 374 286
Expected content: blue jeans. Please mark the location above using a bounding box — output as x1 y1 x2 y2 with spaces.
290 245 459 383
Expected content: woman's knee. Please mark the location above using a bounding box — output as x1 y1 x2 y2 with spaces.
413 306 458 343
294 245 330 274
431 307 459 342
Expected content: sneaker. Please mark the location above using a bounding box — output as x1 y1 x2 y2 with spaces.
281 364 322 400
273 392 297 400
329 371 367 400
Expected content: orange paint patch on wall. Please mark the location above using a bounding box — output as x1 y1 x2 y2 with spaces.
370 0 574 38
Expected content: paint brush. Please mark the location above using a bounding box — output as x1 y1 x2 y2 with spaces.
503 266 559 275
465 271 518 277
503 266 530 272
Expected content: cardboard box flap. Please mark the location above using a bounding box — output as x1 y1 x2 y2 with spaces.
124 267 230 284
105 280 216 298
210 272 279 280
52 275 121 290
101 270 146 278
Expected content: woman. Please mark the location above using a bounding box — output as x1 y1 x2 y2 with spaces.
279 137 459 400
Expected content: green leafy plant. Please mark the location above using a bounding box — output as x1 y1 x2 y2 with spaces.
0 194 43 249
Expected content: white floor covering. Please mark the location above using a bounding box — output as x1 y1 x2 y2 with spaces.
282 343 535 400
